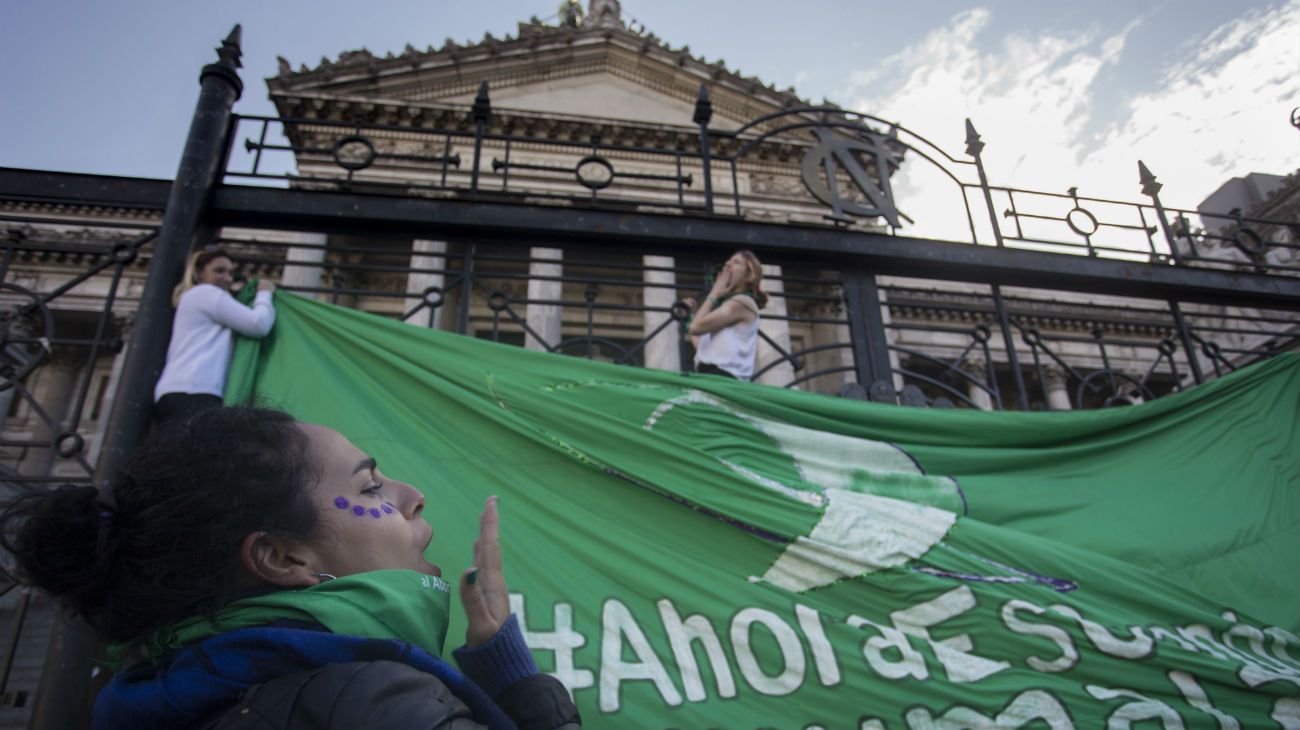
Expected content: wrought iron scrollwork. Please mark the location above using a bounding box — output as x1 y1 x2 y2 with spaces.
799 127 902 227
889 323 999 410
0 226 155 491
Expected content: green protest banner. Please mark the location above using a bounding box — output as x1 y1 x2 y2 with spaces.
228 292 1300 729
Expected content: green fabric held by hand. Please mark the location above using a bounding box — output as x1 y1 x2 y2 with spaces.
224 292 1300 729
142 569 452 662
224 278 264 406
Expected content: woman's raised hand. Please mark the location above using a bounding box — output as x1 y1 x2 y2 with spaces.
459 496 509 648
257 279 277 293
710 267 733 297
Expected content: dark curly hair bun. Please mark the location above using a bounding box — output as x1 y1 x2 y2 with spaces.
0 406 319 643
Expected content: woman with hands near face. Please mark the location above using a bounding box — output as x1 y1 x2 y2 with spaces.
1 407 581 730
683 250 769 381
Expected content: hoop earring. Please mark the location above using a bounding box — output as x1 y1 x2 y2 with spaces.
313 572 337 582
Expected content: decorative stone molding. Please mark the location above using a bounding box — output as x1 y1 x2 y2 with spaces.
269 20 811 117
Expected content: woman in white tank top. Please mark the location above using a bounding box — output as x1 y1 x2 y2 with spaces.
684 250 769 381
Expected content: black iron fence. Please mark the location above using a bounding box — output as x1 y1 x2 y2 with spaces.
227 85 1300 278
213 232 1295 407
0 220 154 488
0 218 156 727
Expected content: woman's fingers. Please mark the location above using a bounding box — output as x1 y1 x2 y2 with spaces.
477 495 502 572
478 497 508 616
472 497 504 592
462 496 509 648
459 566 499 648
712 269 732 295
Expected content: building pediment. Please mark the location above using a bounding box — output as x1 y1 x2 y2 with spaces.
439 73 708 129
268 19 815 132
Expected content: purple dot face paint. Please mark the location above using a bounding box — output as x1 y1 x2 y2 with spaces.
352 505 365 516
334 497 349 510
369 508 381 519
381 504 394 515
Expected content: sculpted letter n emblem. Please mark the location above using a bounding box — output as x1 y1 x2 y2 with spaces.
800 127 902 228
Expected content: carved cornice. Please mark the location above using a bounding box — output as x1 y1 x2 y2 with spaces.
886 291 1175 340
1 200 162 224
268 21 814 116
1 224 155 270
273 93 820 162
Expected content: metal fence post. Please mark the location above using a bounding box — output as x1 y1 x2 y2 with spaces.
1169 300 1205 385
694 84 714 214
841 270 894 395
470 82 490 193
965 119 1003 248
990 285 1031 410
1140 161 1188 265
457 243 476 335
28 26 244 730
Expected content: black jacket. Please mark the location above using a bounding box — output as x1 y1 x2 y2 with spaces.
202 660 581 730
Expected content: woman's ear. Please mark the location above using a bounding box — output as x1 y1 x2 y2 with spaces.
239 532 316 588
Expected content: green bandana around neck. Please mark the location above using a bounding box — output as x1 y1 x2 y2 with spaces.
138 569 452 663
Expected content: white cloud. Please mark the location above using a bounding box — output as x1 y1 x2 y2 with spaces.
840 2 1300 244
1096 2 1300 204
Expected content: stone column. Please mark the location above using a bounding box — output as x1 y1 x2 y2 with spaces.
1044 365 1073 411
281 232 328 300
641 255 680 371
404 239 447 330
810 319 855 393
17 350 80 477
754 264 795 386
880 287 905 392
525 247 563 351
960 357 994 411
86 317 132 465
0 332 34 438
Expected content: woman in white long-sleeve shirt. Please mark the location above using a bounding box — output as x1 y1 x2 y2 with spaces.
154 248 277 424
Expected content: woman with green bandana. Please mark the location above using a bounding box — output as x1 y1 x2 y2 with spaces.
0 406 581 730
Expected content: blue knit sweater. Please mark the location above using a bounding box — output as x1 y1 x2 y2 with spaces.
94 615 538 730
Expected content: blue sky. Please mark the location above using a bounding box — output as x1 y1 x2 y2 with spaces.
2 0 1297 233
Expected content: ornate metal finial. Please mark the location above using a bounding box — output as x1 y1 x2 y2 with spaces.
218 25 242 69
1138 160 1162 196
200 24 244 99
558 0 583 26
693 84 712 126
472 81 491 124
964 119 984 157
